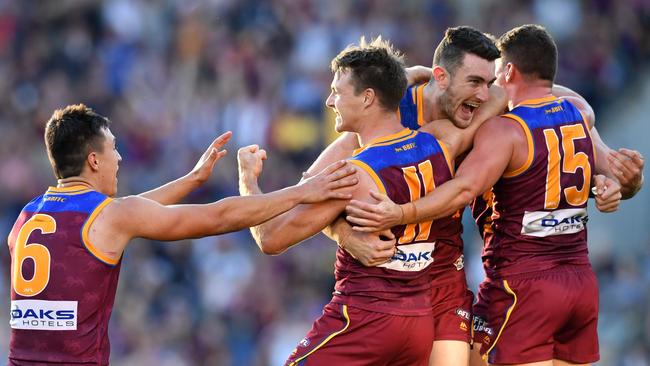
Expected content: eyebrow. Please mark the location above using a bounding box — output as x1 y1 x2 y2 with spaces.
467 75 497 84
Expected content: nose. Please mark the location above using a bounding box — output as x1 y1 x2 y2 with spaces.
325 93 334 109
477 84 489 103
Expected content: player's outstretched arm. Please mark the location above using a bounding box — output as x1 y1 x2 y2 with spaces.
346 117 514 231
93 145 358 258
239 166 376 255
138 131 232 205
421 84 507 158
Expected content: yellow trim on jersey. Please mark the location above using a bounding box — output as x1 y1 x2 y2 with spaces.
46 185 92 195
289 304 351 366
352 129 415 155
416 83 427 127
514 95 557 108
81 197 120 266
348 160 387 195
502 114 534 178
483 280 518 361
438 139 455 176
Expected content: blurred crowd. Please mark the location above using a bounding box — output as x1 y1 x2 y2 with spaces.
0 0 648 365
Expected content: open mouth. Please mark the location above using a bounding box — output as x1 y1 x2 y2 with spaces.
462 101 480 114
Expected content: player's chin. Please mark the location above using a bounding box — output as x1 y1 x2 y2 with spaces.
451 114 472 129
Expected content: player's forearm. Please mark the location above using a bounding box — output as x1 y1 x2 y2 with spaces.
401 180 475 223
211 183 307 236
405 65 432 86
323 216 351 245
138 173 201 205
238 175 319 254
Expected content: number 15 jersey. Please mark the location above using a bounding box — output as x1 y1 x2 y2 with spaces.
484 96 596 278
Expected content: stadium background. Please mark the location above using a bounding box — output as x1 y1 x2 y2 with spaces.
0 0 648 364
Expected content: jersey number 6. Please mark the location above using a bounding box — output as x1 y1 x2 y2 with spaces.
12 214 55 297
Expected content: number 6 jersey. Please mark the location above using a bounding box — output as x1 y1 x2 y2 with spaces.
483 96 596 278
7 185 120 365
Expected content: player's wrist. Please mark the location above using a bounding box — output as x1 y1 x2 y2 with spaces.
399 202 417 225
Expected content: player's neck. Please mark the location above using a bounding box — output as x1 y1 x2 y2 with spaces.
56 176 96 191
423 81 446 121
508 82 553 110
356 111 403 147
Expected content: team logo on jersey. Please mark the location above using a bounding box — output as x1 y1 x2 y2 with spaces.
378 242 435 272
453 255 464 271
10 300 77 330
521 208 588 237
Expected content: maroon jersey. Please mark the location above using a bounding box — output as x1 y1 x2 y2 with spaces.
8 185 121 365
333 129 460 316
484 96 595 278
399 83 465 286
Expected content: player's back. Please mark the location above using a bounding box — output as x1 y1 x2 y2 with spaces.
333 128 456 315
485 96 595 278
8 185 120 366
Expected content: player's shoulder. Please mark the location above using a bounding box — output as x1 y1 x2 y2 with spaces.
475 115 523 143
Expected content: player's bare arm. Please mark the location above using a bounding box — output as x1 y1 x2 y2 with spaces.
299 130 397 264
323 218 396 266
240 165 376 255
303 132 360 177
88 146 358 261
138 131 232 205
346 116 516 231
405 65 433 86
556 87 643 198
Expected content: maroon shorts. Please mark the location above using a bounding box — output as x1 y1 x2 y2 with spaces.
431 279 473 343
285 302 434 366
472 265 599 364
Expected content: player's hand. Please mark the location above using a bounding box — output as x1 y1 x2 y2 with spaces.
189 131 232 184
592 174 622 213
607 148 644 197
297 160 358 203
340 229 397 267
237 144 267 180
345 191 403 232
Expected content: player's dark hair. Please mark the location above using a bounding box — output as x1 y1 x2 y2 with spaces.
497 24 557 83
330 36 406 111
433 26 500 75
45 104 111 179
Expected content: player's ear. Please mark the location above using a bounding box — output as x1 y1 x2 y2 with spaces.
504 62 515 83
432 66 449 89
363 88 375 108
87 152 100 172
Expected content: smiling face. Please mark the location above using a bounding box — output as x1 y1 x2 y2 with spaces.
94 127 122 197
325 70 366 133
438 53 496 128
